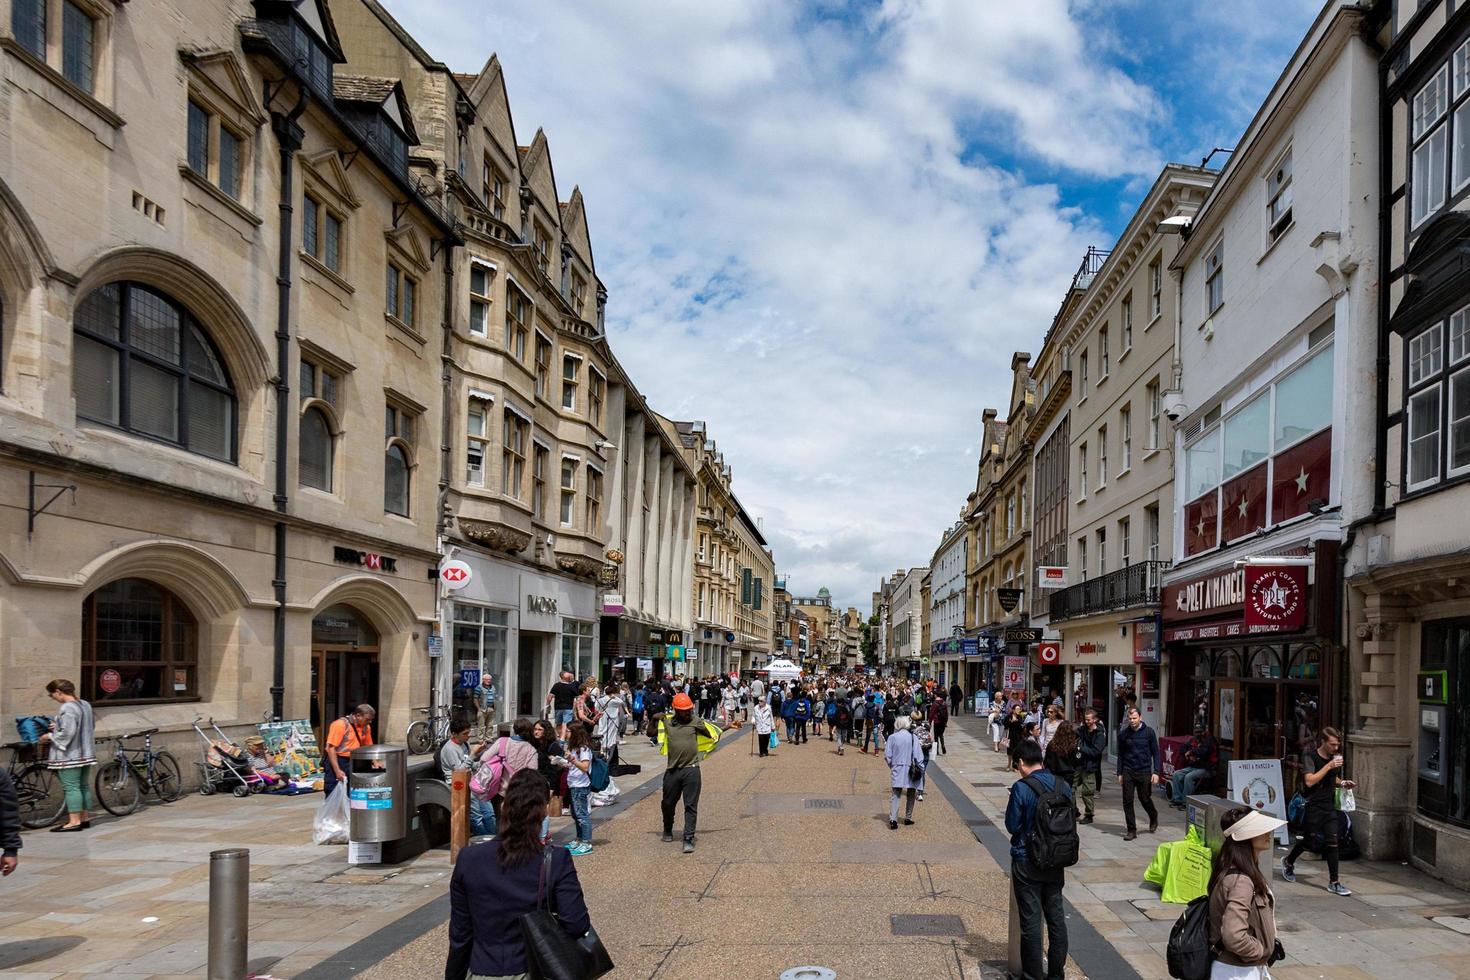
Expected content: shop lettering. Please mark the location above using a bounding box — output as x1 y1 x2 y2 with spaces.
1171 569 1244 615
1074 642 1107 655
333 546 397 573
526 595 558 614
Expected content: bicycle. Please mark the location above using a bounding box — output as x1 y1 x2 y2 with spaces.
93 728 184 816
405 705 451 756
2 741 66 829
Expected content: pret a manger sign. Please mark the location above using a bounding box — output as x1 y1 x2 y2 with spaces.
1169 568 1244 617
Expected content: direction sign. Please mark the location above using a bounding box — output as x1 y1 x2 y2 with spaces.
440 559 472 590
1004 627 1042 643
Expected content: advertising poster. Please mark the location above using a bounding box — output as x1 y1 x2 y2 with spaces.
1228 759 1290 843
1218 686 1237 743
258 720 323 780
1159 736 1192 778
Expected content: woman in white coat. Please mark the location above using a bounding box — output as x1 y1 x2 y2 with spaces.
884 716 925 830
752 699 775 758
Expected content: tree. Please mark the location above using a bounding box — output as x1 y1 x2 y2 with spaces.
860 614 880 667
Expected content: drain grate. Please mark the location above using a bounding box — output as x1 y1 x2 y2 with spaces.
890 914 966 937
804 798 845 810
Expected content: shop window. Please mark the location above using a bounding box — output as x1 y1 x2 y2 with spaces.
82 578 198 702
561 620 595 681
452 603 510 725
73 282 236 462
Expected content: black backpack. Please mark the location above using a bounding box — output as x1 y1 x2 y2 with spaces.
1020 775 1079 871
1166 894 1213 980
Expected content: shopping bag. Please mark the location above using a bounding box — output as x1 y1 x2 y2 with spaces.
312 784 350 845
769 730 779 748
1144 840 1176 887
1160 830 1212 904
1336 788 1356 812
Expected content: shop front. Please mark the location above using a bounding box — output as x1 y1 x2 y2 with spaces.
1058 621 1162 740
1161 547 1339 796
444 551 599 724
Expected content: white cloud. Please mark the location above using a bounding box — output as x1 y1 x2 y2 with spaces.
375 0 1244 610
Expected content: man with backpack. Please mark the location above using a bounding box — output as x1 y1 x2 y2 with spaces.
1005 740 1077 980
832 695 852 755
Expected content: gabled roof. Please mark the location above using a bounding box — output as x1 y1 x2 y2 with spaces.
333 74 419 144
293 0 346 63
560 186 596 276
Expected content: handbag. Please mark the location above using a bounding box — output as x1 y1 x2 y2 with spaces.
907 733 925 783
520 849 614 980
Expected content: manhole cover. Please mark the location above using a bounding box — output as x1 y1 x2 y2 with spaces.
890 914 966 936
804 798 844 809
780 968 835 980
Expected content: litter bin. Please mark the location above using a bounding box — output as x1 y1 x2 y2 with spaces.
348 744 407 845
1187 794 1272 878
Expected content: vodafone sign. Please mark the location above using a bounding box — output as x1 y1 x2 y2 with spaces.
440 559 473 590
1037 641 1060 665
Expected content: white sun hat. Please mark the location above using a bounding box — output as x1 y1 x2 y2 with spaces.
1223 809 1287 842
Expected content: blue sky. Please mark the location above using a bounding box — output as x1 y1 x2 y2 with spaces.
383 0 1324 611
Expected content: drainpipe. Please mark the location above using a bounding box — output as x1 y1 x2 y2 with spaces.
269 88 308 724
433 241 456 719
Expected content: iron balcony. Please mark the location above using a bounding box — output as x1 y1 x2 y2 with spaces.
1047 560 1167 623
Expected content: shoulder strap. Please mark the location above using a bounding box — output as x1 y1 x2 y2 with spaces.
334 717 354 753
537 846 553 911
1020 774 1047 798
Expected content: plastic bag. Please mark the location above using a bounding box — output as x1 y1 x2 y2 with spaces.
1336 788 1356 812
590 776 620 808
1144 840 1177 886
1160 830 1212 904
312 784 349 845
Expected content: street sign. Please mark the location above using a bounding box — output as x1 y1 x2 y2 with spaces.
458 668 480 688
997 587 1022 613
1037 566 1067 589
427 635 443 658
440 559 472 590
1004 627 1042 643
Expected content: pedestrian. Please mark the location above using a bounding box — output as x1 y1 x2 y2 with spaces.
698 678 715 721
885 715 924 829
440 719 494 837
645 685 668 747
445 770 593 979
793 688 812 744
1168 723 1219 809
808 691 823 739
780 686 798 743
1043 720 1079 802
630 683 646 735
473 674 498 737
1006 704 1028 772
1005 740 1072 980
1 767 20 877
832 694 852 756
1209 808 1286 979
545 670 580 740
595 686 624 768
750 675 766 705
562 723 595 855
656 692 728 853
950 680 964 716
573 679 600 738
1076 708 1106 824
910 710 934 801
38 678 95 833
1115 705 1160 840
1038 705 1062 752
753 696 775 757
853 695 870 753
824 692 838 740
721 682 740 725
881 695 898 748
929 696 949 755
531 718 564 818
989 700 1005 751
1281 726 1354 895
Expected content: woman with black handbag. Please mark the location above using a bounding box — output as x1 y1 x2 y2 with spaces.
446 769 610 980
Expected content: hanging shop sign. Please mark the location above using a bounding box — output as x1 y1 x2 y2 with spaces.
1003 655 1028 692
649 628 683 646
1005 627 1042 643
439 559 472 589
1133 619 1160 664
1037 641 1060 665
1243 564 1307 633
601 593 625 615
997 587 1023 613
335 546 398 573
1037 566 1067 590
959 637 980 658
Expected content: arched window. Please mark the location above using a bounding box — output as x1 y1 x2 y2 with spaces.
385 443 409 515
299 405 334 491
82 578 199 702
73 282 236 461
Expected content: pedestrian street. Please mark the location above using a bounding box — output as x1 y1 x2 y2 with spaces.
360 725 1090 980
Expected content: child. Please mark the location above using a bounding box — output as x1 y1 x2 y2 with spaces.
562 724 595 856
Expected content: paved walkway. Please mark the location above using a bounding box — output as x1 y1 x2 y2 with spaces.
359 724 1088 980
0 734 671 979
942 714 1470 980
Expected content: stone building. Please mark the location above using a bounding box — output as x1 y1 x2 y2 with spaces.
1047 166 1213 735
927 519 967 688
0 0 454 754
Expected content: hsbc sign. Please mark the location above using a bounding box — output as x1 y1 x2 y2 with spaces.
334 546 397 573
440 560 472 590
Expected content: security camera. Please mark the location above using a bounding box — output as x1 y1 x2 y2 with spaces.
1161 389 1187 423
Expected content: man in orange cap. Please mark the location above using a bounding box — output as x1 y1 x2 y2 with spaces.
657 690 733 853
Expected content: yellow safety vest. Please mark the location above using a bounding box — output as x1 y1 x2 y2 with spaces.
656 718 720 759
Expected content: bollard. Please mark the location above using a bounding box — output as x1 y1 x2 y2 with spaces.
208 848 249 980
450 766 470 864
1007 876 1021 979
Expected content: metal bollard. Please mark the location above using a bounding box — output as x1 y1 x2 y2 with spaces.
450 767 470 864
208 848 249 980
1007 876 1021 979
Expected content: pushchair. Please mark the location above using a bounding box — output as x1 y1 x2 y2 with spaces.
193 718 266 797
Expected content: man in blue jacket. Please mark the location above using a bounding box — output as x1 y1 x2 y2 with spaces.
1006 740 1070 980
1115 705 1159 840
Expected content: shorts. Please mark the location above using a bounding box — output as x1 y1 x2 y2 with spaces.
554 709 574 726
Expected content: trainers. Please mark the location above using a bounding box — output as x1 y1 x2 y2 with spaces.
1123 831 1137 841
661 832 674 843
568 842 592 856
682 840 695 854
1328 881 1352 896
889 820 898 830
1280 860 1296 883
917 791 925 802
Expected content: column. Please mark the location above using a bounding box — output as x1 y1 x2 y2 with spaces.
658 455 676 615
1349 589 1413 860
641 429 660 614
624 419 647 612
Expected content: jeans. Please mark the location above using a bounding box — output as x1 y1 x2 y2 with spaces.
795 718 808 742
1072 769 1096 818
554 709 574 728
470 798 496 837
861 724 877 751
1120 770 1159 833
933 722 947 754
1285 802 1341 881
56 765 93 816
889 787 916 823
570 786 592 844
1170 766 1208 803
834 727 846 752
1013 859 1068 980
662 766 701 843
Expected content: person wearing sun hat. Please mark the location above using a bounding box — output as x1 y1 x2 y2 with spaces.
1208 807 1287 979
656 691 733 853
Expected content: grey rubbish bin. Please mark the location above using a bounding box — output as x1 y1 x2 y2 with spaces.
348 744 408 843
1186 794 1272 878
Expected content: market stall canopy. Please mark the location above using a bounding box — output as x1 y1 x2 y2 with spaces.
765 659 801 681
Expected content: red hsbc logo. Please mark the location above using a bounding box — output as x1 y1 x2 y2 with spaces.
440 560 473 590
334 546 397 573
442 567 467 582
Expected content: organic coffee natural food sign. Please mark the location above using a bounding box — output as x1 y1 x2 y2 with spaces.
1243 564 1307 633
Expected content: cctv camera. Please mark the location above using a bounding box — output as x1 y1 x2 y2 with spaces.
1161 389 1187 423
1164 406 1183 422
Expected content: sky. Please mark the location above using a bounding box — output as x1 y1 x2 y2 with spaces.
382 0 1324 612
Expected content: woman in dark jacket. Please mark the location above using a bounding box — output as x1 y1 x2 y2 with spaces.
1005 704 1028 772
1043 720 1080 785
446 769 591 979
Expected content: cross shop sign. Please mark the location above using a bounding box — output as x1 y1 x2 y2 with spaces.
334 546 397 573
526 595 559 615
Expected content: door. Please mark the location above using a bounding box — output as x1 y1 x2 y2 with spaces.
517 634 539 716
310 649 379 743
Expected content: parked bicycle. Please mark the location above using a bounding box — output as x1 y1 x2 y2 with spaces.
93 728 184 816
405 705 451 756
3 740 66 829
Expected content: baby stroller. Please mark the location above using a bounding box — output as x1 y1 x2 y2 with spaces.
193 717 266 797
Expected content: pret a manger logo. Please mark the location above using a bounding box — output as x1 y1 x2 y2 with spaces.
1243 563 1307 633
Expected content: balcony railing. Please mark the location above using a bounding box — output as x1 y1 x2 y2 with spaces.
1048 560 1167 623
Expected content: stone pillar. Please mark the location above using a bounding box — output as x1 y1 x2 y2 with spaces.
1348 589 1413 860
624 419 646 613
